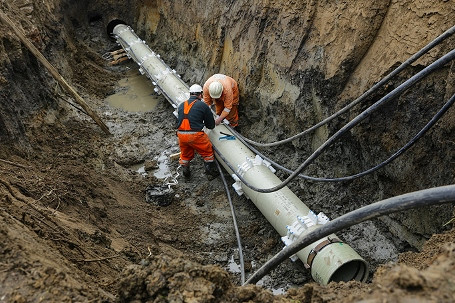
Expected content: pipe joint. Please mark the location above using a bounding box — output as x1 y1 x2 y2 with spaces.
281 211 330 261
231 155 276 196
304 236 343 269
139 53 155 65
236 155 276 178
154 87 161 94
152 67 171 82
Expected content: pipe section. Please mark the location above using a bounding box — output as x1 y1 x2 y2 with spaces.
112 24 368 285
211 126 368 284
113 24 189 115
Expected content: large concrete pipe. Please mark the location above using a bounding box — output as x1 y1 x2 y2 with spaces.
112 23 369 285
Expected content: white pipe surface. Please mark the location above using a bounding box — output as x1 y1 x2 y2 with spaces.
113 23 369 285
113 24 189 113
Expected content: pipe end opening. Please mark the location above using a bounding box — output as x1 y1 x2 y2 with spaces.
328 260 369 283
107 19 127 38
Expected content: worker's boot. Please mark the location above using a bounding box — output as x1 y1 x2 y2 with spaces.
182 165 191 179
204 161 219 181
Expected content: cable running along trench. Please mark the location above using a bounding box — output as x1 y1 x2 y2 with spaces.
215 49 455 193
226 92 455 182
114 24 455 284
215 160 246 284
244 184 455 285
235 25 455 148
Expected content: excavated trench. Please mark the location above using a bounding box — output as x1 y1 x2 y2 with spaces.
95 1 455 274
1 0 455 301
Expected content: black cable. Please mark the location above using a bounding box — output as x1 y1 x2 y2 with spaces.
234 25 455 148
229 93 455 182
215 159 246 284
218 49 455 193
244 184 455 285
59 97 87 115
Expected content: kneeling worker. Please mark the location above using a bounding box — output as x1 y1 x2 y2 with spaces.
177 84 219 180
203 74 239 128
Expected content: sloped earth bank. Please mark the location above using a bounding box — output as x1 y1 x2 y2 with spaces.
1 0 455 302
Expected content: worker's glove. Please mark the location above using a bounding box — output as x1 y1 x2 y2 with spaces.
215 115 229 125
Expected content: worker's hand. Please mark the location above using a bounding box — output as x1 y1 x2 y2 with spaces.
215 116 224 125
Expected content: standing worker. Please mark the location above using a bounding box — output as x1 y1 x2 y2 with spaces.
177 84 219 180
203 74 240 129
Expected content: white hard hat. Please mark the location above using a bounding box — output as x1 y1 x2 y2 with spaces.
209 81 223 98
189 84 203 93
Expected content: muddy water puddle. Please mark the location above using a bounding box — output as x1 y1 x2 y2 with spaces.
106 69 160 112
107 69 175 179
130 151 174 180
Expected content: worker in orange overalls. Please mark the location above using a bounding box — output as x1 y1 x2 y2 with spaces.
177 84 218 180
203 74 240 129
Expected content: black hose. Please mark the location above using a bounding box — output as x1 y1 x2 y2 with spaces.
244 184 455 285
60 98 88 116
215 159 246 284
235 25 455 148
219 49 455 193
231 93 455 182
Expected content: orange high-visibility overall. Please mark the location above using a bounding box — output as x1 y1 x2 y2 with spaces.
177 100 214 166
203 74 239 127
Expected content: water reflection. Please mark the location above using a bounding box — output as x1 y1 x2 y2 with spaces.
106 69 160 112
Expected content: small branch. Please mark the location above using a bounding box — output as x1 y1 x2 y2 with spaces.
0 158 30 169
73 255 120 263
443 217 455 226
36 188 55 202
0 10 111 135
51 198 61 214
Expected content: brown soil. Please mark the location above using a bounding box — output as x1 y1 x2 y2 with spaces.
1 1 455 302
1 123 454 300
